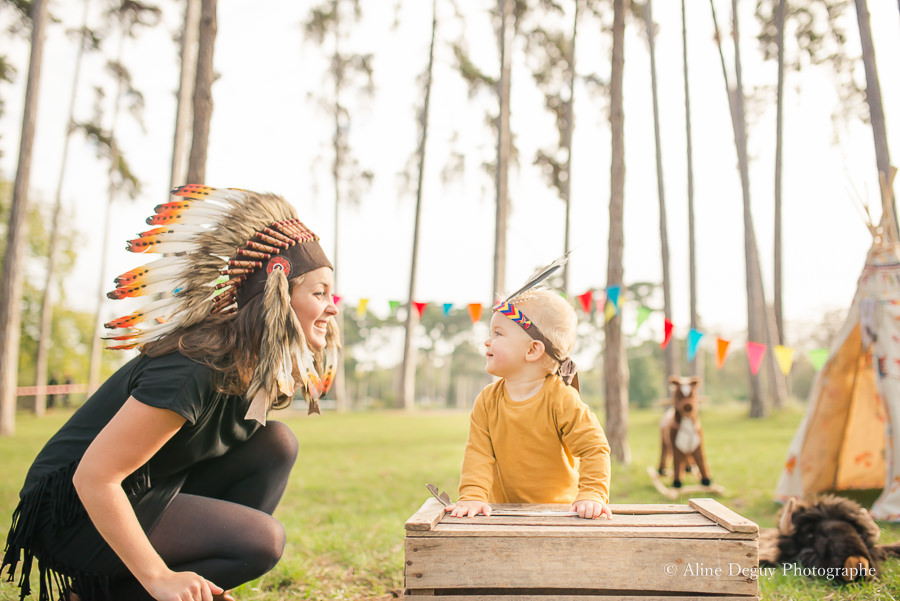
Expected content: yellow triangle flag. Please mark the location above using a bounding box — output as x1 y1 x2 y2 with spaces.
356 298 369 318
604 300 617 323
774 345 794 376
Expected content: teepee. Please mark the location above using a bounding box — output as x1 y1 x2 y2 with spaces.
775 169 900 520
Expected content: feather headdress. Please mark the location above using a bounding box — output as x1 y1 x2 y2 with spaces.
492 252 579 389
105 185 339 423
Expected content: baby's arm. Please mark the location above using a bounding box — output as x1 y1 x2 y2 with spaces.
557 391 613 518
454 392 495 517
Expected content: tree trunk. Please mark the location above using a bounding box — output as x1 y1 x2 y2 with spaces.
605 0 630 464
853 0 896 227
400 0 437 410
171 0 201 188
645 0 675 382
773 0 786 346
682 0 699 378
331 0 347 411
494 0 513 299
88 32 128 395
0 0 50 436
35 0 92 416
186 0 216 184
561 0 579 293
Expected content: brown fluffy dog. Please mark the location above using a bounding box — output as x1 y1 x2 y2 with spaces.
760 495 900 582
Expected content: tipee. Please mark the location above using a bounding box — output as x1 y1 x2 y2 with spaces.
775 171 900 520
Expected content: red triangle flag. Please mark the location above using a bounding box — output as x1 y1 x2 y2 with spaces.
467 303 483 323
661 318 674 349
747 341 767 375
412 301 427 318
577 290 594 314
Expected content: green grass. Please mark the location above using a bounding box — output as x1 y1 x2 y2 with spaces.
3 405 900 600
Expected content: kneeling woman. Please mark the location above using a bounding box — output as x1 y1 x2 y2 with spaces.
2 186 340 601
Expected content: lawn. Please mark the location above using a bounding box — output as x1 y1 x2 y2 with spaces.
2 404 900 600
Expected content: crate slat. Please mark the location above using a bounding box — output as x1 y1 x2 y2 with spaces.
689 499 759 533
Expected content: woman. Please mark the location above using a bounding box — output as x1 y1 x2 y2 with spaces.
1 186 340 601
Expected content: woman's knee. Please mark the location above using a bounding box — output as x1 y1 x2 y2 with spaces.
258 421 298 468
246 515 286 575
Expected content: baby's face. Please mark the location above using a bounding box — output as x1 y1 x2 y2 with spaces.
484 312 534 377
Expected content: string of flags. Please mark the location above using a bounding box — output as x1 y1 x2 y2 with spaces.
335 285 831 375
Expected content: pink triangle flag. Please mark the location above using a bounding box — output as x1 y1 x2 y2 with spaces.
746 341 767 375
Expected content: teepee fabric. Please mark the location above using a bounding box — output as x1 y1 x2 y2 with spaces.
775 241 900 520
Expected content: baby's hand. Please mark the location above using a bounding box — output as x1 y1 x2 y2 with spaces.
445 500 492 518
571 500 612 520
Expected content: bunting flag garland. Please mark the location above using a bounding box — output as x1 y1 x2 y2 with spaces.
577 290 594 314
356 298 368 318
747 342 767 375
808 348 829 371
389 300 400 314
661 318 674 349
468 303 483 323
413 301 427 318
442 302 453 316
716 338 730 369
635 306 652 334
774 345 795 375
687 328 704 361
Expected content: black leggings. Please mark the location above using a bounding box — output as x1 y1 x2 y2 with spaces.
107 420 299 599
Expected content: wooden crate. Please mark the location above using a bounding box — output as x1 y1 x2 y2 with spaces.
404 498 759 600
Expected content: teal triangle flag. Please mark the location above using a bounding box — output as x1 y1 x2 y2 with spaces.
687 328 704 361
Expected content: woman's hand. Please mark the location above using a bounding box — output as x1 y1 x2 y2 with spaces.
144 569 224 601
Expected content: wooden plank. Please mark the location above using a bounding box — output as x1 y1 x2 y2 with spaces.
405 498 446 531
441 512 714 528
410 524 752 539
488 502 694 515
405 536 758 595
689 499 758 534
404 595 758 601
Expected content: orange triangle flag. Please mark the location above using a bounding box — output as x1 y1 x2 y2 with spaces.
467 303 483 323
716 338 730 369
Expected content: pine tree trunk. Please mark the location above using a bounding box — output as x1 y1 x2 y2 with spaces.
88 32 127 395
645 0 675 382
400 0 437 410
682 0 699 377
605 0 630 464
35 0 92 416
186 0 216 184
773 0 785 346
561 0 579 293
331 0 347 411
0 0 50 436
171 0 201 188
494 0 513 299
853 0 896 226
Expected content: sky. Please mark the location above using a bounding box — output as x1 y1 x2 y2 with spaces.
2 0 899 357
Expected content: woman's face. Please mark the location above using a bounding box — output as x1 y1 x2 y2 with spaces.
290 266 338 350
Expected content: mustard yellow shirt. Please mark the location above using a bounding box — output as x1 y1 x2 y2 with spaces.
458 375 611 504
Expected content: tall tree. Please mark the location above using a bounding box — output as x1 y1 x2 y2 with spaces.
605 0 629 463
400 0 438 410
34 0 99 416
709 0 785 416
87 0 160 394
643 0 675 382
305 0 375 411
186 0 215 184
0 0 49 436
525 0 584 292
853 0 895 223
681 0 699 377
171 0 201 188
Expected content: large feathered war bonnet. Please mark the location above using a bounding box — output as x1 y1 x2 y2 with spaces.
104 185 339 424
492 253 579 390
